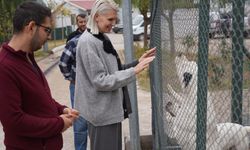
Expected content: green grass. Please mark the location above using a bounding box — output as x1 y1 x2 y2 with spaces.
137 69 151 91
34 39 66 60
134 43 151 91
34 50 52 59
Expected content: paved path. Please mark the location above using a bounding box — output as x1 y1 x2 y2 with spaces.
45 62 75 150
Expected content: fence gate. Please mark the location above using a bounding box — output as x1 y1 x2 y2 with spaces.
150 0 250 149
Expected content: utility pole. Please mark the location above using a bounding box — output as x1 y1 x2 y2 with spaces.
122 0 141 150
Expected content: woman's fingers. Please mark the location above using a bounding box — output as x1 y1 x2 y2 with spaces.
135 56 155 74
142 56 155 65
145 47 156 56
139 47 156 62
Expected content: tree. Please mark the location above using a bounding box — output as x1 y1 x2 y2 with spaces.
60 7 71 39
162 0 232 53
114 0 151 48
0 0 25 43
134 0 150 48
48 0 70 40
162 0 197 53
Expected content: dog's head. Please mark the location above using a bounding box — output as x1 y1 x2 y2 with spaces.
175 54 197 92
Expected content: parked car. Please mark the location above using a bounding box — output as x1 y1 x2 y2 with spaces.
112 14 144 34
112 23 123 33
209 11 250 38
209 11 232 38
132 15 150 41
133 21 150 41
112 14 150 41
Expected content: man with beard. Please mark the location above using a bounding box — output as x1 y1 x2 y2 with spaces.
0 2 79 150
66 14 87 42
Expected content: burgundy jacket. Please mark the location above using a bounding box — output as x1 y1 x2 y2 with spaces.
0 44 66 150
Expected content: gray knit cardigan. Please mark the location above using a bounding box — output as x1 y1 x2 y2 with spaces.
74 30 136 126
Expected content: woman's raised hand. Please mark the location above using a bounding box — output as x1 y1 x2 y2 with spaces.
138 47 156 63
135 56 155 74
134 47 156 74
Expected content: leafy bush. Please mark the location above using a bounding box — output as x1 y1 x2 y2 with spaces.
219 38 231 61
134 43 151 91
182 35 195 53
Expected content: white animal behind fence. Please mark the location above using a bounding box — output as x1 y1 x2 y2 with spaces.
165 54 250 150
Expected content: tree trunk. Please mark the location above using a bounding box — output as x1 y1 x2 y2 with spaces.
162 9 176 53
61 16 64 40
169 10 175 53
143 13 149 48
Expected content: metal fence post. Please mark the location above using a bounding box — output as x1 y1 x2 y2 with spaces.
231 0 245 124
122 0 141 150
150 0 166 149
196 0 210 150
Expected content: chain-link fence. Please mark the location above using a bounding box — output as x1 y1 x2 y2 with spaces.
150 0 250 149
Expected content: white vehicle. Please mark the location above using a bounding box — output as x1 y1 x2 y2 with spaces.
132 15 150 41
112 13 143 33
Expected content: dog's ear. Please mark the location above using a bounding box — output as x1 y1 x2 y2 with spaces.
177 53 183 57
165 102 176 117
183 72 192 88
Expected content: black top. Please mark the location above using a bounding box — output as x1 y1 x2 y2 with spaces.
66 29 82 42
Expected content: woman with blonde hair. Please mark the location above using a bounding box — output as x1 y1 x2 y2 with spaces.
74 0 156 149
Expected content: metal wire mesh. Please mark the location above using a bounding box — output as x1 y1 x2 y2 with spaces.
150 0 250 149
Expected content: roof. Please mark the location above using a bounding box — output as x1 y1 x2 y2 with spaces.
65 0 95 11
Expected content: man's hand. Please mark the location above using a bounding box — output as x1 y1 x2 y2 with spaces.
63 108 79 121
60 114 74 132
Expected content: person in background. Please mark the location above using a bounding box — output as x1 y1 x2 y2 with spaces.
66 14 87 42
0 2 79 150
59 16 88 150
74 0 156 150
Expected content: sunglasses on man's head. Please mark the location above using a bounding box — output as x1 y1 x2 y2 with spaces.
35 23 52 34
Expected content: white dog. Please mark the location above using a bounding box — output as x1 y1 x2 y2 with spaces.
166 54 250 150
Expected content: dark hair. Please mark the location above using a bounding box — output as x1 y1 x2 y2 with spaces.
13 1 51 33
76 14 87 21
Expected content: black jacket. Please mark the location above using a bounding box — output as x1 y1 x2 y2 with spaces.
66 29 82 42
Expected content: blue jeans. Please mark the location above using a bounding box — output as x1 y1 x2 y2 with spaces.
69 82 88 150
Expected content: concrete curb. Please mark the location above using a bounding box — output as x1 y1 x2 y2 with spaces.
52 44 65 53
43 59 60 75
43 44 65 75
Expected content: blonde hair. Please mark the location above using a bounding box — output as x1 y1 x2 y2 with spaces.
87 0 119 34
